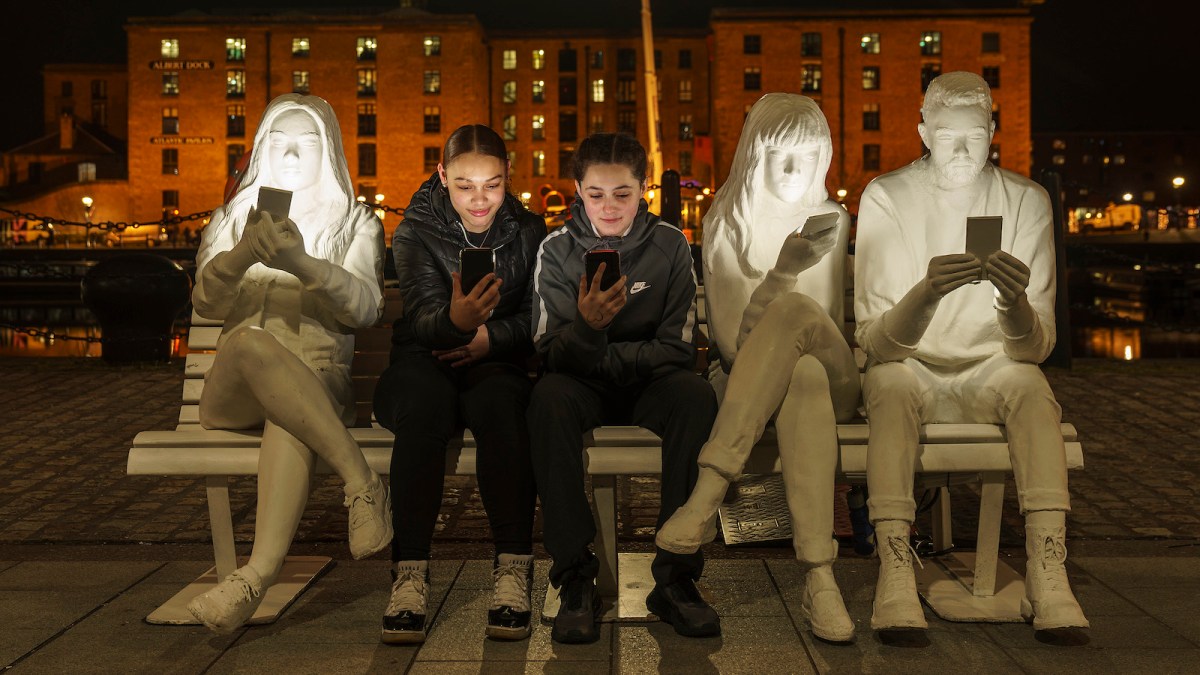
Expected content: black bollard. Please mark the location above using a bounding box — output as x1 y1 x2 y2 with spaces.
81 253 192 363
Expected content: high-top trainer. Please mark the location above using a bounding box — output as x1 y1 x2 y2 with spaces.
381 561 430 644
345 475 393 560
186 565 265 634
1022 522 1089 630
869 520 928 630
799 540 854 642
487 554 534 640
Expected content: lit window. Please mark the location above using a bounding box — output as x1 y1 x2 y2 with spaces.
863 103 880 131
358 103 376 136
744 67 761 91
802 65 821 93
591 79 605 103
292 71 310 94
1052 139 1066 150
423 105 440 133
532 49 545 70
679 114 693 141
678 79 692 102
423 35 441 57
162 149 178 175
532 114 545 140
424 147 439 172
920 31 942 56
801 32 821 57
358 68 377 96
226 69 245 97
532 80 545 103
502 49 516 69
161 72 180 95
357 36 377 61
292 37 310 57
862 66 880 90
863 144 881 171
161 39 179 59
502 114 516 141
424 70 441 95
226 37 246 62
358 143 376 176
982 32 1000 53
503 80 517 104
532 150 546 176
1052 155 1066 165
227 105 245 137
744 34 761 55
860 33 880 54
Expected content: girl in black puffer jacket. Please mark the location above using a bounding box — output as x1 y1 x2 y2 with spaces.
374 125 546 645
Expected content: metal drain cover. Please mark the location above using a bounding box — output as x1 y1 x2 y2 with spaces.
718 474 793 546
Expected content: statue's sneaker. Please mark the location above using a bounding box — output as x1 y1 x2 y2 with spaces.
186 566 265 634
345 475 392 560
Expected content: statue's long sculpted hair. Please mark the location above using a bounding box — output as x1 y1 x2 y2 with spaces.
704 93 833 279
205 94 356 265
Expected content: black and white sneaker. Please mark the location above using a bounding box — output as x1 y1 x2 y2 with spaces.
486 553 535 640
381 560 429 644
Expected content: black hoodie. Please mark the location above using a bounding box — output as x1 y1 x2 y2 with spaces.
530 198 699 386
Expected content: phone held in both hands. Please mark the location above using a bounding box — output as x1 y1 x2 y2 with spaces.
796 211 840 239
459 247 495 295
257 186 293 221
585 249 622 291
965 216 1003 281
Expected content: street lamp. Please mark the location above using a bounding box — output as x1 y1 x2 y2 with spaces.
1172 176 1185 227
81 196 94 248
1122 192 1133 202
373 193 386 221
836 188 848 202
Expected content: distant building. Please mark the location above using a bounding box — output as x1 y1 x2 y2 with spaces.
41 64 128 141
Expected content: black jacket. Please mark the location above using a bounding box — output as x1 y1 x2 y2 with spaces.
530 198 699 386
390 173 547 363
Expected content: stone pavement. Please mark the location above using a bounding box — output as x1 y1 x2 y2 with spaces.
0 356 1198 672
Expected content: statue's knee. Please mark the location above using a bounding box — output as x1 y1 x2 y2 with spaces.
995 364 1059 411
222 326 279 364
762 293 824 330
864 362 920 409
790 354 829 390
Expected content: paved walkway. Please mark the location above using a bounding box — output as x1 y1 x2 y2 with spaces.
0 356 1198 672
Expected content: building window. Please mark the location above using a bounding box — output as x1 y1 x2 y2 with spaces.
1052 139 1066 150
532 49 545 70
862 66 880 90
162 149 179 175
590 113 604 134
801 32 822 57
162 107 179 135
861 33 880 53
654 49 662 70
863 144 881 171
358 143 376 176
559 149 574 179
617 110 637 134
920 31 942 56
744 34 761 55
560 111 578 142
423 70 441 94
679 150 692 176
502 115 516 141
61 104 73 117
989 144 1000 166
161 39 179 59
921 63 941 92
532 150 546 176
503 80 517 104
983 66 1000 88
357 36 377 61
559 48 577 72
502 50 517 69
358 68 377 96
423 147 439 172
292 71 310 94
226 37 246 62
91 80 107 99
591 79 605 103
982 32 1000 53
744 67 761 91
163 190 179 210
423 105 441 133
358 103 376 136
863 103 880 131
678 79 692 102
162 72 180 95
801 65 821 93
532 80 545 103
591 50 604 69
61 81 73 97
227 104 245 137
532 114 545 140
617 77 636 104
1113 153 1126 165
91 101 107 127
560 76 577 106
424 35 441 57
617 48 636 71
679 114 693 141
227 144 244 177
678 49 692 69
226 69 245 97
1052 154 1066 166
292 37 310 57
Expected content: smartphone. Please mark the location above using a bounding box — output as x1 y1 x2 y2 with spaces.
585 249 622 291
459 247 495 295
257 186 293 221
965 216 1003 280
797 211 840 239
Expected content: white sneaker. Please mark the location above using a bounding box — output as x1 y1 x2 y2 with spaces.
382 561 430 644
870 521 928 630
345 475 393 560
487 554 534 640
801 565 855 642
186 566 265 634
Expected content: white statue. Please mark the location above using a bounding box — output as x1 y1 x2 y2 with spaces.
656 93 860 642
185 94 390 633
854 71 1087 631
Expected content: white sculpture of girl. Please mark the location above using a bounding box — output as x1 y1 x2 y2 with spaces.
185 94 391 633
656 93 860 642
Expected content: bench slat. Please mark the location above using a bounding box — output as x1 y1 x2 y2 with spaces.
590 423 1077 446
189 326 222 351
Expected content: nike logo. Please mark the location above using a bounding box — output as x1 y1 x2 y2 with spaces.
630 281 651 294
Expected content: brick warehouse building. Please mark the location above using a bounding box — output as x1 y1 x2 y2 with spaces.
7 3 1033 241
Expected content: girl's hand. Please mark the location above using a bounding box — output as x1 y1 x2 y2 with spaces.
577 263 627 330
448 272 502 331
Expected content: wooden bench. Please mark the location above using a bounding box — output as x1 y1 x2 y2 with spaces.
129 286 1084 625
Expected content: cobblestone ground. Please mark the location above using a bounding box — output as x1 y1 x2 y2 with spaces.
0 357 1196 554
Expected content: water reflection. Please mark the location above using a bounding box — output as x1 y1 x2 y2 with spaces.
0 303 190 358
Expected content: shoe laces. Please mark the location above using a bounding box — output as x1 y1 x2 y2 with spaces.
223 570 262 604
1036 534 1069 591
492 563 531 611
884 536 924 571
344 485 380 529
386 568 428 616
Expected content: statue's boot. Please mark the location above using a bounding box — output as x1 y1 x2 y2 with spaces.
656 466 725 554
1021 511 1089 630
869 520 928 630
800 539 855 642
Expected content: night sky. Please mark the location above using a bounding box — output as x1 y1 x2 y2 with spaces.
2 0 1197 151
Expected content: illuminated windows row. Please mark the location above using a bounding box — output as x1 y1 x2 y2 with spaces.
738 31 1002 56
737 64 1000 92
499 47 694 72
158 35 442 61
159 67 442 98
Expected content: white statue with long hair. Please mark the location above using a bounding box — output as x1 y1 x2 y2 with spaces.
185 93 391 633
657 93 860 642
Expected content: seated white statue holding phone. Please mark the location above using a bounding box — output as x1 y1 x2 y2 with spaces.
853 71 1088 632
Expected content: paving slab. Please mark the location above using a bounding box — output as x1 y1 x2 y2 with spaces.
617 616 816 674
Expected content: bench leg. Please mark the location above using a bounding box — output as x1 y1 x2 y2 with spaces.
591 475 619 599
930 486 953 552
972 471 1005 596
207 475 238 580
